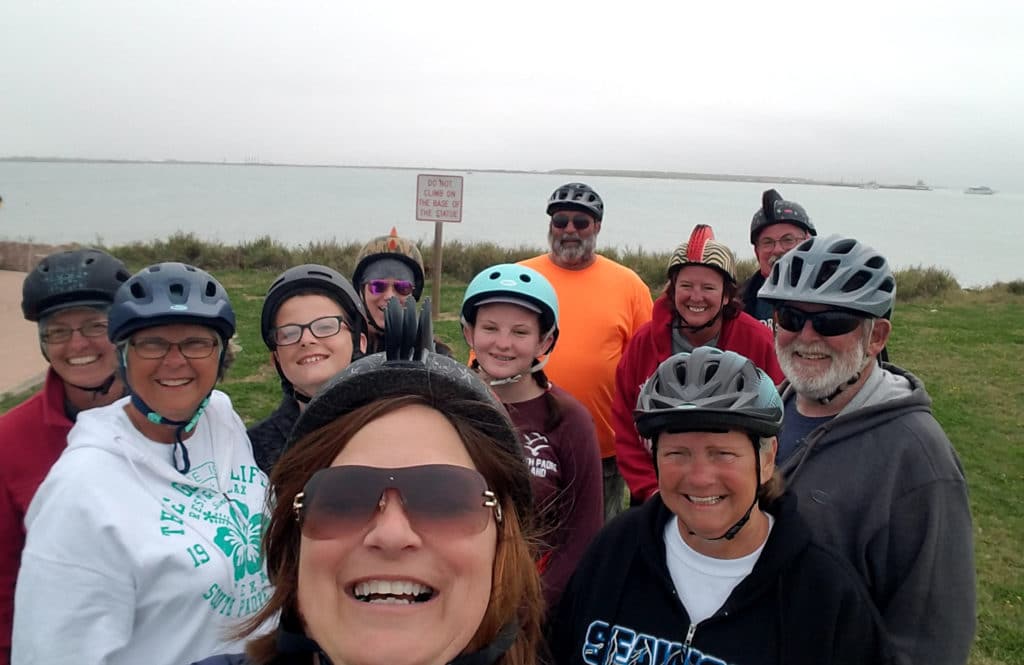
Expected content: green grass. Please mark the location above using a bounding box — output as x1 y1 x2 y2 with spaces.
2 247 1022 663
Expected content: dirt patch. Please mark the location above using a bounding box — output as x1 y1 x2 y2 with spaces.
0 241 74 272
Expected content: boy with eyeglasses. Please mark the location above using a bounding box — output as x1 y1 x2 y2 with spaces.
740 189 816 330
521 183 653 522
248 264 368 472
0 248 130 665
757 234 975 665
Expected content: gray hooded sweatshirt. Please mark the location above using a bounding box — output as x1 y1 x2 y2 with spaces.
779 363 975 665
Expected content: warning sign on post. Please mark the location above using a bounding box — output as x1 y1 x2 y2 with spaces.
416 174 464 223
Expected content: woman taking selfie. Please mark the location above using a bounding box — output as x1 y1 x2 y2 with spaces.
197 297 542 665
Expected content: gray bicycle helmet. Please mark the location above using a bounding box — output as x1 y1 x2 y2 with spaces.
290 297 533 524
749 189 816 244
546 182 604 221
261 264 366 351
757 234 896 318
634 348 782 445
109 262 236 344
22 248 132 322
109 263 235 475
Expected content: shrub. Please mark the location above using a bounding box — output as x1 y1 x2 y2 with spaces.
894 265 960 300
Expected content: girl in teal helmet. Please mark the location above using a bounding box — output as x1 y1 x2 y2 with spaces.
461 264 602 610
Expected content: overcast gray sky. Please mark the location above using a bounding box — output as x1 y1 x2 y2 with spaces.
3 0 1023 190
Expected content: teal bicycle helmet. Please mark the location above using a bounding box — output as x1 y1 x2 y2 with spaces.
461 264 559 343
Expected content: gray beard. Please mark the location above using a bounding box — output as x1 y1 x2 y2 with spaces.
548 230 596 267
776 328 871 400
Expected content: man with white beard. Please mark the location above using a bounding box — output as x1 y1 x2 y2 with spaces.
520 182 652 521
758 234 976 665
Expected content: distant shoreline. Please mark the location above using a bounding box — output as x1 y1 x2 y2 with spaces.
0 156 934 192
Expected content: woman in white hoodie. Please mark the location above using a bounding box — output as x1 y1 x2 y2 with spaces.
13 262 270 665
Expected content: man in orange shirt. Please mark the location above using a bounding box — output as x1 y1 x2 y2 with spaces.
521 183 653 521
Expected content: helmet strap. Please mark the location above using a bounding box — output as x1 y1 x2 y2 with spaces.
471 346 552 388
675 306 724 334
682 435 763 542
65 372 119 397
815 355 873 405
128 392 210 474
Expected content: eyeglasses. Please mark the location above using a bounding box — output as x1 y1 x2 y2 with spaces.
774 305 865 337
550 214 592 231
367 279 415 297
129 336 220 359
41 320 108 344
272 315 349 346
293 464 502 540
757 234 806 252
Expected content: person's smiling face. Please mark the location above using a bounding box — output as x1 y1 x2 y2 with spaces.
296 404 498 665
272 294 362 398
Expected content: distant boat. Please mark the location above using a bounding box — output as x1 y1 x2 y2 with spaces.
965 186 995 195
861 181 880 190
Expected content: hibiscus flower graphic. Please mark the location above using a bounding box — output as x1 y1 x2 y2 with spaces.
213 500 265 581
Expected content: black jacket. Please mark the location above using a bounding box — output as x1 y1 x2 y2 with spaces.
247 396 300 473
740 271 774 330
547 494 899 665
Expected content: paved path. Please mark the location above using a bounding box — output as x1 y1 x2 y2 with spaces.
0 271 48 397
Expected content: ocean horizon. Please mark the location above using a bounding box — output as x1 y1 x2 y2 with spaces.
1 160 1020 287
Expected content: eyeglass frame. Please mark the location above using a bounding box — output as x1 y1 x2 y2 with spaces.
40 320 109 344
270 315 351 347
127 335 221 360
756 233 806 252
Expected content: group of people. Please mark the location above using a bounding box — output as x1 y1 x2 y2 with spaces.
0 182 975 665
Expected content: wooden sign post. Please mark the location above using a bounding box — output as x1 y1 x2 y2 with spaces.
415 174 464 319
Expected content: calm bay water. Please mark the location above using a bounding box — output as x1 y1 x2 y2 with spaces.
1 161 1020 287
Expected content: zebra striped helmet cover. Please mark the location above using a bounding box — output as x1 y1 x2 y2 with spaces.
667 224 737 283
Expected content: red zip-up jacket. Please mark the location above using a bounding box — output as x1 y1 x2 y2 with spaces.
612 295 783 502
0 370 72 665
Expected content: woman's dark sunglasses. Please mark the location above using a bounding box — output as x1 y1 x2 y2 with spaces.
294 464 502 539
774 305 865 337
367 279 415 296
550 214 592 230
272 315 348 346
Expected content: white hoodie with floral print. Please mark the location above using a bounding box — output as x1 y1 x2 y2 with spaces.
13 390 270 665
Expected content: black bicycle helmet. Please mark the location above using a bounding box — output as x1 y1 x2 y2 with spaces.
546 182 604 221
635 348 782 444
108 262 236 344
261 264 367 350
352 228 426 301
749 189 816 244
22 248 132 322
290 297 533 524
757 234 896 318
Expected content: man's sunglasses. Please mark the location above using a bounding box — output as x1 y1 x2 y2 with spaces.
551 214 592 231
367 279 415 297
774 305 865 337
293 464 502 539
